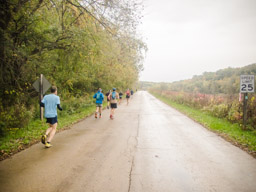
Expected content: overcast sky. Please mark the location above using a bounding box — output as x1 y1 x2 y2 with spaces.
138 0 256 82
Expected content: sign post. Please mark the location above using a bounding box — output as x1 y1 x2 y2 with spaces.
242 92 248 130
33 74 51 120
39 74 43 121
240 75 255 130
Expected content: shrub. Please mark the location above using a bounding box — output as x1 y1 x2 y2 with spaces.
209 104 229 118
227 102 243 122
152 89 256 129
0 103 33 136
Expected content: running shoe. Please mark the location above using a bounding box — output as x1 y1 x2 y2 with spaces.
45 143 52 148
110 115 114 119
95 112 97 118
99 114 102 118
41 135 47 144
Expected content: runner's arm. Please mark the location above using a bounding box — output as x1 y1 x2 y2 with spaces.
57 104 63 111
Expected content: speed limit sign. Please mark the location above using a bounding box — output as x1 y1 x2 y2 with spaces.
240 75 254 93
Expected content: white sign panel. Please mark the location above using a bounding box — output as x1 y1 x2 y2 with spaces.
240 75 254 93
33 76 51 94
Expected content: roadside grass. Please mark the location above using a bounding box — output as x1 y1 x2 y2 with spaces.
151 92 256 157
0 102 107 160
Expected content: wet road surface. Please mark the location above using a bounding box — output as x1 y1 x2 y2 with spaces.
0 91 256 192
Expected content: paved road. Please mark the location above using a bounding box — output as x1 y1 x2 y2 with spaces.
0 91 256 192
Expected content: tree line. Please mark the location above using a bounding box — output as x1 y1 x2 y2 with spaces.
0 0 147 135
144 63 256 94
145 63 256 129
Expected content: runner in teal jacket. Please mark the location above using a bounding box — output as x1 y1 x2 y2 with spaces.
93 88 104 118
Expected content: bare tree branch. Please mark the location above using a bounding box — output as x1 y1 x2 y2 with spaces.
66 0 116 36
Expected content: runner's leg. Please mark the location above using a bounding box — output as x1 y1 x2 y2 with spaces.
45 124 53 136
95 106 99 118
110 106 114 118
99 106 102 117
47 123 57 142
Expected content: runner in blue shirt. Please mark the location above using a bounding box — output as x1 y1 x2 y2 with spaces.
93 88 104 118
40 86 62 148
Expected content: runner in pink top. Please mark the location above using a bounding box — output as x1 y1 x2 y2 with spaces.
126 88 130 105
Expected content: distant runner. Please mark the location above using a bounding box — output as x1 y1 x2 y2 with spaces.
93 88 104 118
126 88 130 105
105 90 111 109
108 88 119 119
131 89 134 99
40 86 63 148
119 90 123 104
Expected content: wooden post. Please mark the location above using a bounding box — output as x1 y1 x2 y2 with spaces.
39 74 44 121
243 92 248 130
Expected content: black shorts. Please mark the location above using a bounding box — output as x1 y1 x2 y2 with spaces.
110 103 117 109
126 95 130 99
46 116 58 125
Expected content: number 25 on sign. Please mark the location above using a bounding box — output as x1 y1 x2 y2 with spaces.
240 75 254 93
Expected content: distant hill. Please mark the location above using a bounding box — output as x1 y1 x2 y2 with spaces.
141 63 256 94
139 81 158 90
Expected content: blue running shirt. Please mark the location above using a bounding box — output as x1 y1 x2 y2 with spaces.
41 94 60 118
93 91 104 104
